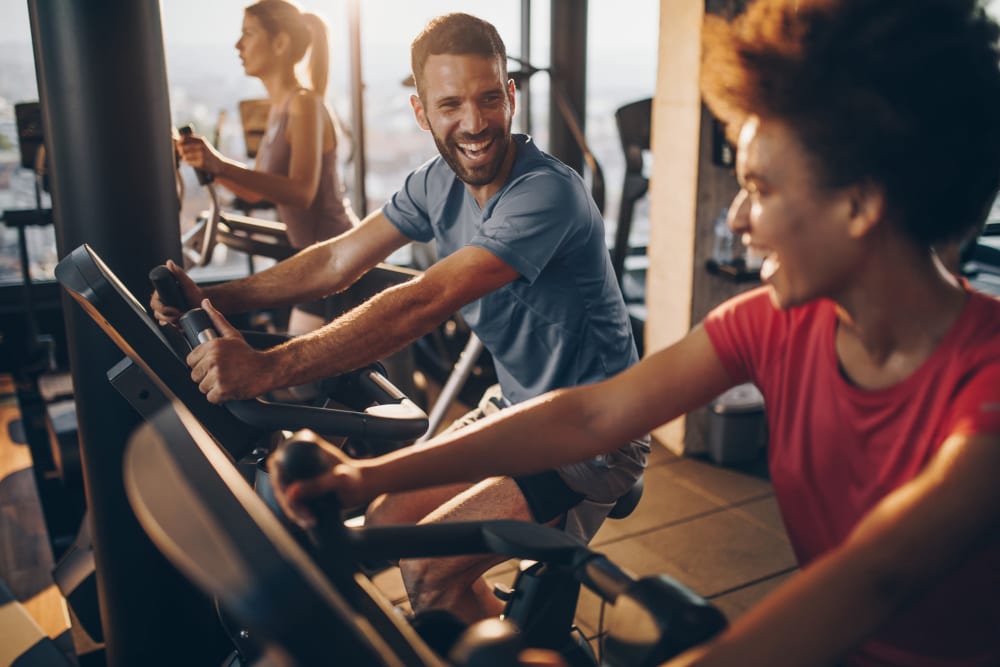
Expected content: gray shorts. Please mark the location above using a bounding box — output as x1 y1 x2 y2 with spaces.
445 384 650 542
443 385 585 524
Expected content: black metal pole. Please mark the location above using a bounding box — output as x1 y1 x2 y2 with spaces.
549 0 588 174
348 0 368 217
27 1 228 664
521 0 533 135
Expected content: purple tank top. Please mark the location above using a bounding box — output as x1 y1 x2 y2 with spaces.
256 90 356 248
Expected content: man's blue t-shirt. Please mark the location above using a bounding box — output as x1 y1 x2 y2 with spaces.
383 134 647 534
383 134 638 405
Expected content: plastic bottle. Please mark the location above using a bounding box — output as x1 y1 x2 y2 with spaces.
712 208 734 264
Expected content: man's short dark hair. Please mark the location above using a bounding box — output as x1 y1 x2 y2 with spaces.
411 13 508 98
701 0 1000 245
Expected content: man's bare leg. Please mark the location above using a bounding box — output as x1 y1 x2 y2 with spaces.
366 476 560 626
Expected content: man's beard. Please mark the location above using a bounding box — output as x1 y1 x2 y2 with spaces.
430 124 513 187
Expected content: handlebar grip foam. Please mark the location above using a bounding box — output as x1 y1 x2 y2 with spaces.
149 265 188 312
177 123 214 185
272 439 348 557
179 308 217 348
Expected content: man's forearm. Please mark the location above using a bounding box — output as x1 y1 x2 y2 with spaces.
202 242 344 315
264 277 445 389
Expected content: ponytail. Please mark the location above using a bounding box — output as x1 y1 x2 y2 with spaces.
245 0 330 97
302 12 328 98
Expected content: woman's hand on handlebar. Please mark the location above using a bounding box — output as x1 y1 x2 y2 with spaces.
186 300 275 402
151 260 204 326
175 131 225 176
267 430 372 528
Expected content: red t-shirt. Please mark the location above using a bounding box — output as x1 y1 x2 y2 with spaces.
704 287 1000 667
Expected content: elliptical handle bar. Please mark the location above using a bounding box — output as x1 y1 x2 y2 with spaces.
149 264 189 312
179 308 217 348
274 475 728 667
270 438 363 586
578 554 728 667
177 124 221 267
178 307 429 441
177 124 214 185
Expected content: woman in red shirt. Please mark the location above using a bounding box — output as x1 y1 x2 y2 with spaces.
275 1 1000 664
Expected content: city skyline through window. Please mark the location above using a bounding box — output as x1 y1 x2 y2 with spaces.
0 1 658 282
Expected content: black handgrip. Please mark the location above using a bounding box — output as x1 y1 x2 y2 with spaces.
177 123 214 185
448 618 523 667
274 438 333 484
272 439 350 566
179 308 217 349
602 573 728 667
149 265 188 312
272 438 343 524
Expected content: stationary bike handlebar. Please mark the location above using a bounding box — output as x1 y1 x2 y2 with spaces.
177 124 214 186
176 124 221 267
274 439 728 667
149 264 188 312
157 274 428 442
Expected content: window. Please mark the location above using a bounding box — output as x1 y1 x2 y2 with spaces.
0 1 52 285
0 1 659 283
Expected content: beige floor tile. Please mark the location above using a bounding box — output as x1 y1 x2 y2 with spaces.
709 569 797 621
574 509 796 632
667 457 773 505
646 440 680 468
729 495 789 540
591 464 724 546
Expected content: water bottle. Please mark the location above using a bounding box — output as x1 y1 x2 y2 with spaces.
712 209 734 264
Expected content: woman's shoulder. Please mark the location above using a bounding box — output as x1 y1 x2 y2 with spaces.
706 288 833 346
287 87 322 112
284 89 332 130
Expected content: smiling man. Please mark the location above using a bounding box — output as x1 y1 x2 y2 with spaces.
152 13 647 625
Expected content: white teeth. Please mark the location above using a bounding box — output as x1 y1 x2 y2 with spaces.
459 139 493 157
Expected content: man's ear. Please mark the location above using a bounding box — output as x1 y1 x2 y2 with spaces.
507 78 517 114
847 180 886 239
411 94 430 131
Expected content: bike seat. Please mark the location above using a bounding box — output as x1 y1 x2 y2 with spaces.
608 476 644 520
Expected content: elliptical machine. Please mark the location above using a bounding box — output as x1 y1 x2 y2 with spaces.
56 244 672 667
54 244 430 664
125 404 728 666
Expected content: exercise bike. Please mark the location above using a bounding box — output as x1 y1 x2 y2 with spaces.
54 244 429 663
125 402 728 666
174 122 294 271
164 263 657 667
56 245 666 666
174 122 425 405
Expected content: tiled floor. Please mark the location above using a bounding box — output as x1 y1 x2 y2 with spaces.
371 440 799 646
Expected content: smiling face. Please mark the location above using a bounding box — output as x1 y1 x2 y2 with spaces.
411 53 516 198
235 13 276 79
728 115 867 309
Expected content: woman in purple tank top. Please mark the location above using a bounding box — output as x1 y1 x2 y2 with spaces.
176 0 357 332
